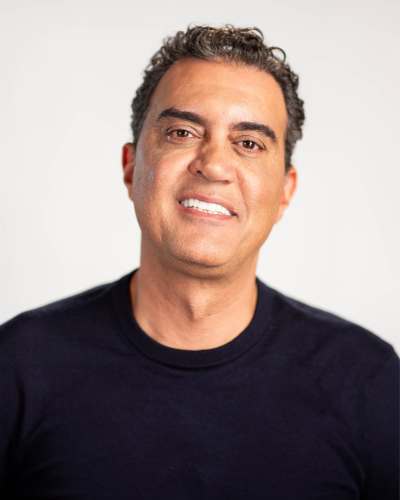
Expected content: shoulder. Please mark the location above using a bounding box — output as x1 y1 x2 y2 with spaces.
0 277 120 354
259 279 397 380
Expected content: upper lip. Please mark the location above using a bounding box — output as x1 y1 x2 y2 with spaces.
178 193 238 216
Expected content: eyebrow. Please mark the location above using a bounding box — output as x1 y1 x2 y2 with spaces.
158 107 206 127
231 121 276 143
157 107 277 143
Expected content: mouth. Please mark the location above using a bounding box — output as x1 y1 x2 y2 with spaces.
177 195 237 218
177 202 234 222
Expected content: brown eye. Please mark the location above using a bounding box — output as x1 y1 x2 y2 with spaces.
241 140 259 150
176 129 190 137
166 128 193 139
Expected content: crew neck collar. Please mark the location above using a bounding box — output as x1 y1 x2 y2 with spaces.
111 269 274 369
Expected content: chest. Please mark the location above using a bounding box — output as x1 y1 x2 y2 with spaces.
12 363 364 499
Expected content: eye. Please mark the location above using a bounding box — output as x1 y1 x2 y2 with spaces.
236 139 264 152
166 128 195 140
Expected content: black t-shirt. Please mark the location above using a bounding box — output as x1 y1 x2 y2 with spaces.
1 270 398 499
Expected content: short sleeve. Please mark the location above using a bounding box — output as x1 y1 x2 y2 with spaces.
361 348 399 500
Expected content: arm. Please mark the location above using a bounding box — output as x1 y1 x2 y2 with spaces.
0 318 21 496
361 348 399 499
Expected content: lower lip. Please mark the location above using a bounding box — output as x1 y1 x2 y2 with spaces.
177 202 235 221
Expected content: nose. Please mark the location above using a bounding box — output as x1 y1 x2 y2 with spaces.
188 141 236 183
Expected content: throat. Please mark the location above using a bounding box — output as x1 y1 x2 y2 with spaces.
129 268 258 350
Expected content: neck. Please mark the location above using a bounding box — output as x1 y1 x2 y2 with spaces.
130 253 259 351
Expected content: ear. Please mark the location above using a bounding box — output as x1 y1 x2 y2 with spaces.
274 165 297 223
122 143 135 199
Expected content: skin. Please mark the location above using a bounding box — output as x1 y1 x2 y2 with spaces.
122 58 297 350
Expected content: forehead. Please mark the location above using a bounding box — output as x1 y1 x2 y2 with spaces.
146 58 288 135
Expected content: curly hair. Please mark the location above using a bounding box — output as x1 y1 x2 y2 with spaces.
131 25 305 172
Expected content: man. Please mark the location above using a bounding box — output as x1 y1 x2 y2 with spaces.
0 25 398 499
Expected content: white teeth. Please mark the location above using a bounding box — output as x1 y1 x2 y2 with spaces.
180 198 232 216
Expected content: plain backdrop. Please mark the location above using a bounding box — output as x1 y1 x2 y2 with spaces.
1 0 399 352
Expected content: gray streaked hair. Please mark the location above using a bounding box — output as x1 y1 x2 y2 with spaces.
131 25 305 171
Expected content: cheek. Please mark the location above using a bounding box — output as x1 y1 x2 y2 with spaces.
132 168 150 213
132 141 161 203
133 166 154 196
248 170 281 204
132 148 186 218
141 149 195 199
131 164 159 229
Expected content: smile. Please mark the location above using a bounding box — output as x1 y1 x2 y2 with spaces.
179 198 233 216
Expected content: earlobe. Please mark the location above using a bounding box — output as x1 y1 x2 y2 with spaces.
275 166 298 223
284 166 297 202
122 143 135 198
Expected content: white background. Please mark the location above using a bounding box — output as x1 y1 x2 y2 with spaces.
1 0 399 352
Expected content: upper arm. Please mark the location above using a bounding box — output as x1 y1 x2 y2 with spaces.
360 349 399 499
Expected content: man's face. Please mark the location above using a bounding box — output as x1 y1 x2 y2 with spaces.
123 58 297 276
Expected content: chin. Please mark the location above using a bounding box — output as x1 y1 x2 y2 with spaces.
178 250 228 268
168 245 234 275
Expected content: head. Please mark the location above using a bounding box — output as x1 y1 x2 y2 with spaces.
122 25 305 278
131 25 305 173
